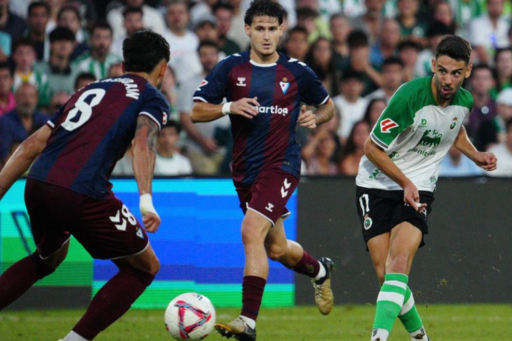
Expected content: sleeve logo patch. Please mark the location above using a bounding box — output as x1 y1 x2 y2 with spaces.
162 112 168 125
196 79 208 91
380 118 399 133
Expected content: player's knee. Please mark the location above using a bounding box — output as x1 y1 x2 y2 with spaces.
387 254 409 274
241 220 265 245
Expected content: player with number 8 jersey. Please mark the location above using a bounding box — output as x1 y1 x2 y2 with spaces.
0 31 171 341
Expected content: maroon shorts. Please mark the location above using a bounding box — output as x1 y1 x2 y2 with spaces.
25 179 149 260
234 168 299 226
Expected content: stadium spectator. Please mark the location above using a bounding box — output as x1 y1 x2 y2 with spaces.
468 0 509 65
367 57 404 102
370 18 401 68
341 30 382 96
160 65 178 110
163 0 201 84
47 91 69 115
397 40 422 81
107 0 165 40
0 83 47 164
11 38 51 108
178 41 229 175
330 13 351 65
492 48 512 97
339 120 370 175
439 146 484 177
350 0 386 45
0 62 15 117
305 37 339 96
493 88 512 145
213 2 242 56
284 26 309 62
362 97 387 128
57 5 90 60
487 118 512 176
432 1 456 34
33 27 80 98
415 21 453 77
74 22 122 80
333 70 368 142
467 64 498 151
0 0 27 43
154 121 193 176
74 72 96 91
194 16 219 44
302 127 339 175
396 0 427 46
226 0 250 50
449 0 485 33
26 1 51 61
190 0 218 27
111 6 144 58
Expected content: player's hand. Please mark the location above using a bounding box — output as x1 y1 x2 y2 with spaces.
230 97 260 119
403 181 426 212
474 151 497 171
298 105 316 129
142 211 161 233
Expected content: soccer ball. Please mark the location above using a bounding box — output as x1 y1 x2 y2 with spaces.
164 292 216 340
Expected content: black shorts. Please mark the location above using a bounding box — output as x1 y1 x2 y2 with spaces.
355 186 435 250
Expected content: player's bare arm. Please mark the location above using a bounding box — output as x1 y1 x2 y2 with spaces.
132 115 161 233
191 97 260 122
364 137 426 210
0 125 51 200
453 125 497 171
298 98 335 129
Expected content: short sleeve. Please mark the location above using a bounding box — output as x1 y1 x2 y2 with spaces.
139 87 171 130
371 86 415 151
299 65 329 106
46 103 67 130
193 58 230 104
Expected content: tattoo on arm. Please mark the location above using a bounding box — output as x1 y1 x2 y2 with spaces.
135 116 159 152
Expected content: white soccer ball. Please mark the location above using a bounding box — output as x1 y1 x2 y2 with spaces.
164 292 216 340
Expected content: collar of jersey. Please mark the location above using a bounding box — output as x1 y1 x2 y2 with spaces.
250 59 276 67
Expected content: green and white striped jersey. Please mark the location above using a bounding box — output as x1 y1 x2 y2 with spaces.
73 52 123 80
356 76 474 192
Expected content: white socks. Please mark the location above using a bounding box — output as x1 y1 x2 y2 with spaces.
371 328 389 341
62 331 88 341
314 261 326 282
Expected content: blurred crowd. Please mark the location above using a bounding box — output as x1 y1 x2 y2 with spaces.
1 0 512 177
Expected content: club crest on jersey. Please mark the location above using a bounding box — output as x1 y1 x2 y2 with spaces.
279 77 290 94
196 79 208 91
163 112 168 125
380 118 399 133
450 117 458 130
236 77 246 87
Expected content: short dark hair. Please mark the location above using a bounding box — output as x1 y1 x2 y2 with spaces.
347 30 369 49
287 26 308 39
436 35 472 64
0 62 13 77
123 30 170 73
162 120 181 133
123 6 143 18
397 40 422 53
340 69 364 83
91 21 113 37
212 1 234 14
244 0 285 26
494 47 512 64
58 5 81 22
28 1 50 17
74 72 97 89
49 27 75 43
198 40 219 53
426 20 453 38
382 56 404 69
296 7 318 20
12 38 36 54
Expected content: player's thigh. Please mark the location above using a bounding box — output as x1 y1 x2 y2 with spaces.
72 195 150 260
24 179 76 259
113 243 160 275
356 187 396 249
367 233 390 285
386 222 423 275
247 168 299 227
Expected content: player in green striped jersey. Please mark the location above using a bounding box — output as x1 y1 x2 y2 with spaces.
356 35 497 341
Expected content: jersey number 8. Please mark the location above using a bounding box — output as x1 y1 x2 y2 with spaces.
62 89 106 131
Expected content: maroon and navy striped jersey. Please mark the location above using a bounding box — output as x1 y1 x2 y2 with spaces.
28 74 170 199
193 51 329 184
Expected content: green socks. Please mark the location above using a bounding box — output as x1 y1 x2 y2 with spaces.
399 286 428 339
372 273 408 340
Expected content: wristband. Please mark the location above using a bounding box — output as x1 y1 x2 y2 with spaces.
140 193 157 215
222 102 232 116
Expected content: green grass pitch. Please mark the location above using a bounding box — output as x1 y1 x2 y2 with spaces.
1 304 511 340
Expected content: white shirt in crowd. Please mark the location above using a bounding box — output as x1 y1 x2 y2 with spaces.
333 94 368 140
468 14 509 58
107 5 166 39
154 152 193 176
162 30 202 84
487 143 512 177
